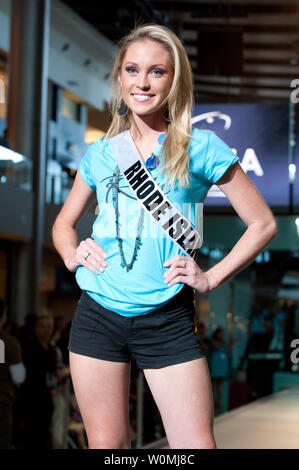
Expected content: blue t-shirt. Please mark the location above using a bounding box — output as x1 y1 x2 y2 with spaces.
75 127 239 316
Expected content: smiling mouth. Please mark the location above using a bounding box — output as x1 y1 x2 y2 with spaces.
131 94 155 102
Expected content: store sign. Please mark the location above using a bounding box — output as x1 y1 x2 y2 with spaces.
192 103 298 211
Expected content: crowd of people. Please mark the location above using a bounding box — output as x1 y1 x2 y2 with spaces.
0 298 164 449
1 295 298 448
196 299 299 414
0 298 88 449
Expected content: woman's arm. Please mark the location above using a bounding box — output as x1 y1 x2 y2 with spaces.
52 171 107 274
205 162 278 292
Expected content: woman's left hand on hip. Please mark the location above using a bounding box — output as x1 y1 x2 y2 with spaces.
163 255 211 294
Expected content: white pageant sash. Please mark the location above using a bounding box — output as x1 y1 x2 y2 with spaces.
108 130 202 259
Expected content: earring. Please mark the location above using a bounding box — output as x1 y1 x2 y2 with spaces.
164 108 172 123
116 98 129 117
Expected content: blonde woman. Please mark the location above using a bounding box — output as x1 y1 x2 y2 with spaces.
52 24 277 449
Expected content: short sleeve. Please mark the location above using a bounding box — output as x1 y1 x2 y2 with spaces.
204 131 239 184
78 141 100 190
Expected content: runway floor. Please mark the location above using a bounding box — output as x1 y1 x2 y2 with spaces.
143 386 299 449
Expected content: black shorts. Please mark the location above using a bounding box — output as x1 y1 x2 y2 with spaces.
68 284 205 369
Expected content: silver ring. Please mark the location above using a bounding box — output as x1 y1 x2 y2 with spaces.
84 252 90 260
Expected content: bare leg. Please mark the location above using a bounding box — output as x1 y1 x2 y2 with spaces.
69 352 131 449
143 357 216 449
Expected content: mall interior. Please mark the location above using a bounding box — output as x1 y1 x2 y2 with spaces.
0 0 299 450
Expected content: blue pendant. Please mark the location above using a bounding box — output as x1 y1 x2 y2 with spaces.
158 133 166 144
145 153 159 170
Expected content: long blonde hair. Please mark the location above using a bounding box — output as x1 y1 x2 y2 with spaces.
105 23 194 189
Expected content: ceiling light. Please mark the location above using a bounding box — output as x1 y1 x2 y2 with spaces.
0 146 25 163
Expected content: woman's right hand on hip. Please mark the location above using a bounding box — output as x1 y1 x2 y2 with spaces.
65 238 108 274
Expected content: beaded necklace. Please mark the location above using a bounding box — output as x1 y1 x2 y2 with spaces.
113 153 159 271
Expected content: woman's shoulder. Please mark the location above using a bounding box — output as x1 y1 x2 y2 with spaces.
93 135 106 149
88 134 115 157
80 136 111 170
189 127 214 147
102 130 129 150
189 127 237 163
85 130 130 162
191 127 214 137
188 127 214 158
84 136 105 155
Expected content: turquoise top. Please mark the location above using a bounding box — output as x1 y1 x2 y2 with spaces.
75 127 239 316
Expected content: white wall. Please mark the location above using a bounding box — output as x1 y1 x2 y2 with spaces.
49 0 115 110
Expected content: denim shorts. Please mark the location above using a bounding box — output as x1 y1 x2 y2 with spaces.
68 284 205 369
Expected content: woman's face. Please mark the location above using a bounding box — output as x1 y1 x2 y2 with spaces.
118 39 174 119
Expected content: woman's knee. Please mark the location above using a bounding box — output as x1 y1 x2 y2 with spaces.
86 424 131 449
193 434 217 449
169 429 216 449
87 434 131 449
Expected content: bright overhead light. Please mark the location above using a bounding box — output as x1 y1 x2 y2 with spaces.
0 146 25 163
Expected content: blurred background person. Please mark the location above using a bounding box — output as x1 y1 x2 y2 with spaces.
228 369 257 411
249 303 270 336
0 128 11 149
239 303 274 370
50 316 70 449
21 314 59 448
209 327 229 415
19 313 38 351
195 322 211 362
0 298 26 449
